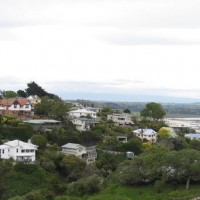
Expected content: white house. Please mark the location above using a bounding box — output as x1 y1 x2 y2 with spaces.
61 143 97 164
133 129 157 143
69 109 97 119
71 118 97 131
107 114 134 126
185 133 200 141
0 140 38 162
0 98 33 117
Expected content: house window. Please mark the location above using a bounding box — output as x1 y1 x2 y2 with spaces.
14 104 17 108
25 104 29 108
2 150 4 154
16 149 18 153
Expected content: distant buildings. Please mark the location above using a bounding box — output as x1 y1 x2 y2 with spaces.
0 140 38 162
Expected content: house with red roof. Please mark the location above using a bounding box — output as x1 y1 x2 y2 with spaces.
0 98 34 118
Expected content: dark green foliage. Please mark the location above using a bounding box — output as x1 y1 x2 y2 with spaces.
2 163 48 199
59 155 86 181
0 125 34 141
31 134 47 149
116 138 142 154
67 175 105 196
17 90 27 98
96 150 125 175
123 109 131 114
25 81 49 98
189 139 200 150
140 102 166 121
35 96 70 120
1 90 18 98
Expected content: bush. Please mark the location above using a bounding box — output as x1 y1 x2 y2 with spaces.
67 175 105 196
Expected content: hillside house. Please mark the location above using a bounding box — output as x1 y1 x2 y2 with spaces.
71 118 98 131
69 109 97 119
133 128 157 143
107 113 134 126
0 98 34 118
61 143 97 164
0 140 38 162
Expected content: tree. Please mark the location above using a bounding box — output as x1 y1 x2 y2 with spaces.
59 155 86 181
31 134 47 149
164 149 200 190
123 109 131 114
25 81 48 97
2 90 18 98
17 90 27 98
140 102 166 121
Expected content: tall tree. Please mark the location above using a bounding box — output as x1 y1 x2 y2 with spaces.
25 81 48 97
17 90 27 98
140 102 166 121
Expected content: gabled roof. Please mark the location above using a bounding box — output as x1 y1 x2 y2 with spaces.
0 140 38 150
133 129 157 136
0 98 30 106
18 99 29 106
61 143 85 149
0 99 16 106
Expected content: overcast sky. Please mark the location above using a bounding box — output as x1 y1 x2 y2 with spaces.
1 0 200 102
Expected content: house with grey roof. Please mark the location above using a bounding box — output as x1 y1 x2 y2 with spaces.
107 113 134 126
133 128 157 143
61 143 97 164
71 118 98 131
0 140 38 162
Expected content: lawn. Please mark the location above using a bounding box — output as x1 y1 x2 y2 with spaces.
88 184 200 200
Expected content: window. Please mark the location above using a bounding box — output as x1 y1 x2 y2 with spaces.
2 150 4 154
16 149 18 153
25 104 29 108
14 104 17 108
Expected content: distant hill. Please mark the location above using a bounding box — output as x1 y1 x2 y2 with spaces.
68 99 200 117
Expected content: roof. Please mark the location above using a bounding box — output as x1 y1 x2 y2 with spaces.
23 119 61 124
133 129 157 136
0 98 29 106
61 143 85 149
70 109 96 114
185 134 200 139
0 140 38 150
0 99 15 106
18 99 29 106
